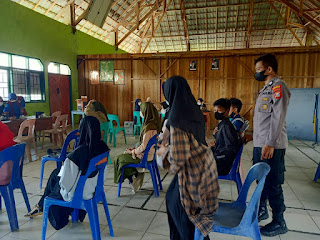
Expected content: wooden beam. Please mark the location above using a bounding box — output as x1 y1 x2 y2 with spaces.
140 60 156 76
160 58 179 78
246 0 255 48
276 0 320 29
32 0 42 10
44 0 59 15
233 56 254 75
70 1 76 34
268 1 304 46
180 0 190 51
304 8 320 13
300 0 305 15
74 0 92 26
116 0 164 47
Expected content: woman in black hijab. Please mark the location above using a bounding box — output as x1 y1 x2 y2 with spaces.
25 116 109 230
159 76 219 240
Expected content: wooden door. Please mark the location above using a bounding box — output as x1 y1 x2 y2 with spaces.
49 73 71 123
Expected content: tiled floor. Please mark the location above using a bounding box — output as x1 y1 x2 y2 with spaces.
1 131 320 240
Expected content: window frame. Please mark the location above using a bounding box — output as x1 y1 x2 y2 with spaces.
0 51 45 103
48 61 71 75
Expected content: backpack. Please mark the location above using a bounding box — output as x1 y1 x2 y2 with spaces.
231 117 250 137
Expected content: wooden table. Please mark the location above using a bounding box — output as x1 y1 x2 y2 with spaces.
71 110 85 130
2 116 53 136
203 111 211 135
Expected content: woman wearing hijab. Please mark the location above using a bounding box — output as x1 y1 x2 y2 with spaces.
114 102 161 193
134 98 142 124
25 116 109 230
84 100 109 123
197 98 207 111
158 76 219 240
158 100 170 145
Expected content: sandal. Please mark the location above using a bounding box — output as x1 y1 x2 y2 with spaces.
24 205 42 218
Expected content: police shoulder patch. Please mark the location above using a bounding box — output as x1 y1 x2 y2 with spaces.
272 85 282 99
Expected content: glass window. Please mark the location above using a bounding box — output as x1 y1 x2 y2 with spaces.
0 53 10 67
29 58 43 71
60 64 71 75
12 55 27 69
30 72 42 100
12 69 29 101
48 62 60 74
0 69 9 100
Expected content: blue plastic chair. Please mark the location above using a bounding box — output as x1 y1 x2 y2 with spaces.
218 145 244 193
40 130 80 189
118 134 163 197
194 162 271 240
100 122 112 164
314 161 320 182
41 151 114 240
108 114 127 147
133 111 142 136
0 143 29 231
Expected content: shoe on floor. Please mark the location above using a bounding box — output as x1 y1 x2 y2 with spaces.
260 219 288 237
24 205 43 218
258 206 269 222
132 172 145 193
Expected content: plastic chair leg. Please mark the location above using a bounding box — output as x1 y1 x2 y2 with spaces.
194 227 204 240
101 194 114 237
56 161 62 169
235 173 243 194
113 132 117 147
84 200 102 240
154 163 163 191
0 196 2 210
108 156 112 164
0 185 19 231
123 130 127 144
149 166 159 197
71 209 79 222
19 179 31 212
117 169 124 197
41 201 51 240
314 162 320 182
40 159 46 189
251 220 262 240
109 132 113 144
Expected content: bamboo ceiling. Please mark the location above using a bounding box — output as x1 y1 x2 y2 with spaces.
11 0 320 53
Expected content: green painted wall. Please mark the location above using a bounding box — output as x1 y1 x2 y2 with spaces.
0 0 125 116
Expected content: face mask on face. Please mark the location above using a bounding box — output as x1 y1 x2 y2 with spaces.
165 100 169 105
197 102 201 106
229 112 236 118
161 109 166 115
138 102 141 106
140 111 144 118
254 70 267 82
0 102 3 106
215 112 225 120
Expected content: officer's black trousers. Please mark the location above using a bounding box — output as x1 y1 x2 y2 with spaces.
166 175 210 240
253 148 286 217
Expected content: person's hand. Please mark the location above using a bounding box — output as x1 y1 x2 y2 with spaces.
157 145 167 156
261 145 274 160
213 127 218 135
124 148 132 154
209 140 215 147
131 151 136 159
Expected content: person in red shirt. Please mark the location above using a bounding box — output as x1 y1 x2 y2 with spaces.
0 121 16 185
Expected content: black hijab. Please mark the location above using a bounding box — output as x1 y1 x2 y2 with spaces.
134 99 141 111
162 76 207 146
67 116 109 175
160 101 170 128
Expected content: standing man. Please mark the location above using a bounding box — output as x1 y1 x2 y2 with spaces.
253 54 290 237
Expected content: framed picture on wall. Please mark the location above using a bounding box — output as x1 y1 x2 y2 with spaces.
89 70 100 85
211 58 220 70
114 69 125 85
189 60 197 71
100 60 114 82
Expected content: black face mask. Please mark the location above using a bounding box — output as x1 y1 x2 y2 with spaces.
229 112 236 118
215 112 225 120
254 70 267 82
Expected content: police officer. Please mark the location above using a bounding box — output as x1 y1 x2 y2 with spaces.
253 54 290 236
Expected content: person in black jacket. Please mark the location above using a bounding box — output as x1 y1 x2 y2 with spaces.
210 98 242 175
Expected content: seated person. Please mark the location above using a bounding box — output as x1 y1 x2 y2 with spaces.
0 96 4 114
134 98 142 124
210 98 242 175
158 101 170 145
25 116 109 230
114 102 161 192
84 100 109 123
0 122 16 185
3 93 27 119
197 98 207 111
229 98 244 131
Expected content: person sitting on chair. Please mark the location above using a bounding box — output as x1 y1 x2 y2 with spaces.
3 93 27 119
84 100 109 123
210 98 242 175
197 98 207 111
114 102 161 193
24 116 109 230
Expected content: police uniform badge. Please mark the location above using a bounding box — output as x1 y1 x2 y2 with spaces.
262 104 268 110
272 85 282 99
